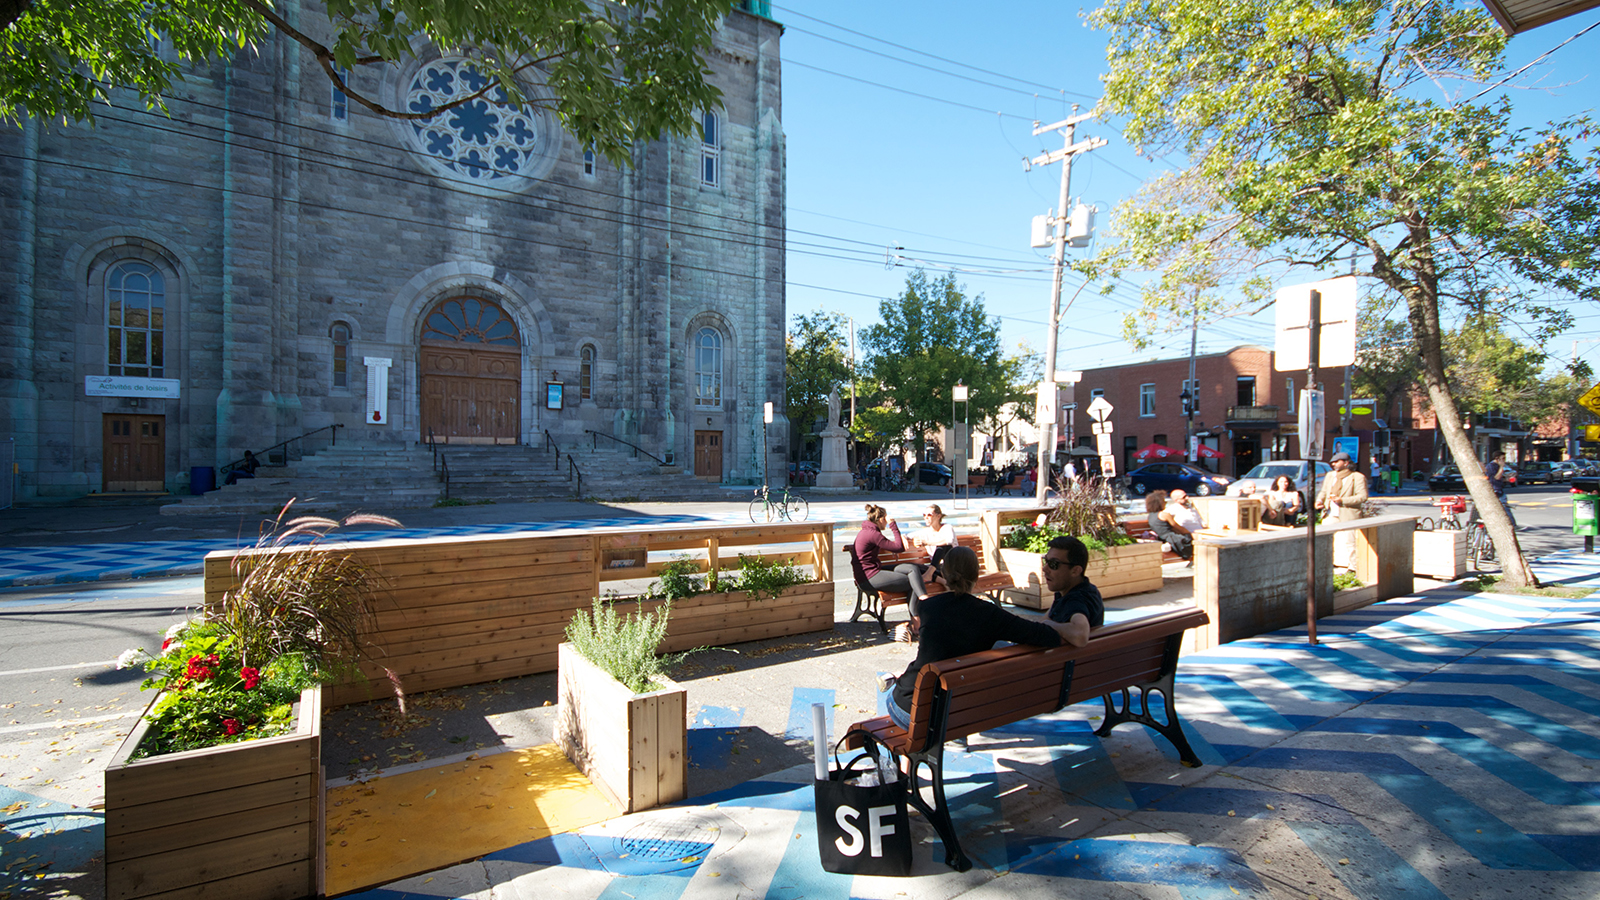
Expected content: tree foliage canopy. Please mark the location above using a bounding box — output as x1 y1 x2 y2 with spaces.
1 0 728 164
784 312 851 456
1087 0 1600 585
858 271 1033 462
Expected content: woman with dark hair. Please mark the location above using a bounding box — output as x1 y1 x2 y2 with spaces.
877 546 1076 729
1264 474 1304 526
853 503 929 613
1146 489 1196 561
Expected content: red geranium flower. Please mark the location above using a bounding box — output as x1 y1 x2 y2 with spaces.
223 718 242 735
239 667 261 690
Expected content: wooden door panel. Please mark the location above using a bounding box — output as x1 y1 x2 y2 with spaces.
694 431 722 479
104 414 165 491
421 344 520 442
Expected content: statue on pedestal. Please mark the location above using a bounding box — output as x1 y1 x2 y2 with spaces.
813 384 855 492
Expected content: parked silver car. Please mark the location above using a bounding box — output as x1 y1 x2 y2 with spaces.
1224 460 1333 498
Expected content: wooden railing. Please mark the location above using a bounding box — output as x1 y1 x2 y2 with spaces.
202 519 835 706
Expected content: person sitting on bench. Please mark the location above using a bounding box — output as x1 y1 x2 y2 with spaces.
853 503 930 615
1147 489 1199 562
1043 535 1104 647
907 503 958 581
877 547 1079 730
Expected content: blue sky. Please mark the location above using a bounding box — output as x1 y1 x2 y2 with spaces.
774 1 1600 376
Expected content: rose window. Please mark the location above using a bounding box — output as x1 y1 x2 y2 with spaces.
405 58 540 182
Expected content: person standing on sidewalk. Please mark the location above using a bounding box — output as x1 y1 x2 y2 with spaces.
1316 451 1369 570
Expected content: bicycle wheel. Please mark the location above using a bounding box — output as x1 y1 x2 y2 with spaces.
1416 517 1434 532
784 493 809 522
749 496 774 523
1465 525 1491 560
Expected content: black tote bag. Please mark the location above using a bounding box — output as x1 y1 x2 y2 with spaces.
813 733 913 876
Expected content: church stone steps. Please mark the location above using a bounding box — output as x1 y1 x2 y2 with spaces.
161 440 748 514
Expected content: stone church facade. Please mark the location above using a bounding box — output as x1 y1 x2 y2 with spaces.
0 3 786 501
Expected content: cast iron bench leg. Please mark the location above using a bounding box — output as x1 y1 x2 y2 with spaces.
1094 633 1201 767
906 747 972 872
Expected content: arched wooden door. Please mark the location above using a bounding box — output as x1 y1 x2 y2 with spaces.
419 297 521 443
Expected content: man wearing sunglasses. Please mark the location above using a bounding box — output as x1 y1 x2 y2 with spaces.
1042 535 1103 648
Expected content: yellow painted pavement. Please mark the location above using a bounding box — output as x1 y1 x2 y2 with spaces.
324 743 618 895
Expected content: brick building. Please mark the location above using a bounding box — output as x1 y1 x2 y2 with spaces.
0 3 786 500
1070 345 1397 478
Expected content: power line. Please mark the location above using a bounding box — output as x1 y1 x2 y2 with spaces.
772 4 1095 99
784 59 1034 121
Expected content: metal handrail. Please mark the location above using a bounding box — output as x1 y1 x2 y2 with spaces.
426 427 450 499
585 429 665 466
222 423 343 475
543 429 560 470
568 455 582 498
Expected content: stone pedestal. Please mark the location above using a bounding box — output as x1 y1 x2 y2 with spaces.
812 424 856 493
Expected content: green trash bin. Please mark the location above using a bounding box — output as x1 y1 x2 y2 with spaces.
1576 493 1600 537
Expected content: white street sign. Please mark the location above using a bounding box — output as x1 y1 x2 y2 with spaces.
1275 276 1357 371
1087 396 1114 422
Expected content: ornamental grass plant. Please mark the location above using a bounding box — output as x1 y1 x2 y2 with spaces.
118 502 398 757
1001 474 1131 554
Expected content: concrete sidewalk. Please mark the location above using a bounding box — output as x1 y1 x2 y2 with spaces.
326 549 1600 900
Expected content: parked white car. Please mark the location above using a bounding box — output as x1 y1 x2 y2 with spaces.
1224 460 1334 498
1552 461 1580 482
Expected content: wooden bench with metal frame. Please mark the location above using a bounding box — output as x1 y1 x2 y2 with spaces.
842 606 1210 871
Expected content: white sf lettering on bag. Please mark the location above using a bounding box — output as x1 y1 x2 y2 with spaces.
833 805 899 857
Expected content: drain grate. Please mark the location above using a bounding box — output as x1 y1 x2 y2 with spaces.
619 815 715 861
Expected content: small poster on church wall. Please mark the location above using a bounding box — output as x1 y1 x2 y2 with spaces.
546 382 564 411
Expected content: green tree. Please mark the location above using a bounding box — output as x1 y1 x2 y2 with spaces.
859 271 1031 479
1089 0 1600 586
784 312 851 461
1443 314 1549 422
1353 317 1423 429
2 0 727 164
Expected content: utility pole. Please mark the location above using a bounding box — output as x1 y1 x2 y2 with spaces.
1184 303 1199 465
1025 107 1106 504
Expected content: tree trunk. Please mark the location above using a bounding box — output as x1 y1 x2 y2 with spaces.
1393 264 1538 588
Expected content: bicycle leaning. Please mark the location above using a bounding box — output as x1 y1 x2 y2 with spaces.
749 484 809 523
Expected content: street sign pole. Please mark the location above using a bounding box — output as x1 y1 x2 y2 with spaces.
1305 291 1322 646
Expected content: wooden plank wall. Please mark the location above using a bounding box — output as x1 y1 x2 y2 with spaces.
104 687 322 900
203 521 834 708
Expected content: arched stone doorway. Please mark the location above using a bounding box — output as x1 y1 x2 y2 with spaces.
419 296 521 443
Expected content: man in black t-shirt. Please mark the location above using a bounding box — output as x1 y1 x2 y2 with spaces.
1043 535 1104 647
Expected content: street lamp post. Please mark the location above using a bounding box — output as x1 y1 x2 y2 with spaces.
762 401 773 490
952 383 969 506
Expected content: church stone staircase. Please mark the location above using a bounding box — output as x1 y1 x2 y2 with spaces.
160 438 737 515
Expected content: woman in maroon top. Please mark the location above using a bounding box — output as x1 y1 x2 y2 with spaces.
853 504 929 610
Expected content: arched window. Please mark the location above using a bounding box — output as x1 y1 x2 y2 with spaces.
107 261 165 377
694 328 723 408
331 321 351 388
579 344 596 399
582 148 596 178
700 110 720 187
421 297 520 346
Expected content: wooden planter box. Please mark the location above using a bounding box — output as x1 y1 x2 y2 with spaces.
104 686 323 900
555 643 686 814
621 581 835 653
1414 529 1467 580
997 543 1164 609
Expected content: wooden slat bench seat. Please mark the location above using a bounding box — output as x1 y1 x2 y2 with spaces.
843 606 1210 871
1119 518 1185 562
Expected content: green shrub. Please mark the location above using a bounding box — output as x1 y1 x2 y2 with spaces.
651 555 705 601
565 596 675 694
723 553 808 600
1332 571 1364 591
